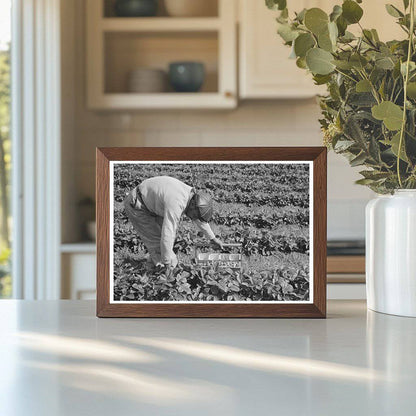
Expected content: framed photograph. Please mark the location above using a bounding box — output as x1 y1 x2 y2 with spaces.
96 147 327 318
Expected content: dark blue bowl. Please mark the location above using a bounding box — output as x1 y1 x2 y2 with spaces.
169 62 205 93
114 0 158 17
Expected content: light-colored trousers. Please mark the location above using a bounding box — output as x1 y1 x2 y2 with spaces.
123 189 166 266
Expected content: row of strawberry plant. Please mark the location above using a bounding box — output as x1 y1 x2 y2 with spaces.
114 260 309 302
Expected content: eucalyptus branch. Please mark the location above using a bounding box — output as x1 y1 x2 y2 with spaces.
390 79 398 101
334 68 358 83
393 85 404 103
267 0 416 192
397 0 415 187
358 69 381 104
358 22 378 49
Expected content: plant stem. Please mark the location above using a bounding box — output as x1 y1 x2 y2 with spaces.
358 69 380 104
334 68 357 83
397 0 415 188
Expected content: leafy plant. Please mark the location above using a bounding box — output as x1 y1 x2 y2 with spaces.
114 257 309 302
266 0 416 193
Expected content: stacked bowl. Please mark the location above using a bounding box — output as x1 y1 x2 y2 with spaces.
127 68 167 93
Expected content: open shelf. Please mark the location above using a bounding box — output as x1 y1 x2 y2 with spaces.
61 242 96 254
86 0 236 109
103 0 219 18
91 92 235 109
104 31 219 94
101 17 221 32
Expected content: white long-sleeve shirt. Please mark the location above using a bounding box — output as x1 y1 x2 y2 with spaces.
138 176 215 264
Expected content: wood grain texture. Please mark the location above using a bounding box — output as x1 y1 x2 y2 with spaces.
313 148 327 318
327 274 365 283
96 147 327 318
327 256 365 274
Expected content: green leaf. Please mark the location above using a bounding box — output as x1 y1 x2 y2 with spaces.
328 21 338 46
379 78 386 100
372 101 404 130
277 23 299 42
369 136 381 162
371 29 380 42
403 0 410 9
393 61 402 79
349 92 377 107
313 74 332 85
375 56 395 70
304 8 329 35
330 5 343 22
336 15 348 36
339 31 356 42
295 8 307 22
280 8 289 19
371 67 386 85
356 79 372 92
294 33 315 57
266 0 287 11
363 29 375 44
350 152 368 167
296 57 307 69
382 132 409 162
306 48 335 75
401 61 416 77
342 0 363 24
334 139 356 151
407 82 416 99
350 53 368 69
344 114 367 147
355 178 377 185
385 4 403 18
333 59 353 70
318 31 333 52
360 170 391 180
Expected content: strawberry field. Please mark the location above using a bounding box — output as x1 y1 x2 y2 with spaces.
113 163 311 302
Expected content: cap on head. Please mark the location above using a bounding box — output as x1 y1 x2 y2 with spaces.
195 192 213 222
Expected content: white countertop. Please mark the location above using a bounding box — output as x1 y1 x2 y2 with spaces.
0 300 415 416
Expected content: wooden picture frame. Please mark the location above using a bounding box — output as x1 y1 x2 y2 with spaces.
96 147 327 318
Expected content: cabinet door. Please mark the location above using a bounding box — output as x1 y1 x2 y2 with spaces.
62 253 96 300
239 0 320 99
238 0 403 99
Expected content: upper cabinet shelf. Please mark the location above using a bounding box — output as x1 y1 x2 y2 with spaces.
86 0 237 110
100 17 221 32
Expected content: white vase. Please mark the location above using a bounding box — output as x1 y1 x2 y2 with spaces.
366 190 416 317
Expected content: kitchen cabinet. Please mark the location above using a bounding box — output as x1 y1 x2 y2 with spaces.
239 0 324 99
238 0 404 99
86 0 237 109
61 244 96 300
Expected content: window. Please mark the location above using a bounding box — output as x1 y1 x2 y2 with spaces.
0 0 11 298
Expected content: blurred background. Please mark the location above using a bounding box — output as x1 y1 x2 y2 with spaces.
1 0 404 300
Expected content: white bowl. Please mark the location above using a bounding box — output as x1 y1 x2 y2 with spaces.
164 0 217 17
127 68 167 93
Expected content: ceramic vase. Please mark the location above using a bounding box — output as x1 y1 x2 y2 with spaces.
366 190 416 317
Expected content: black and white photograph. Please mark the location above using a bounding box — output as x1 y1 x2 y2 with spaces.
110 161 313 303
